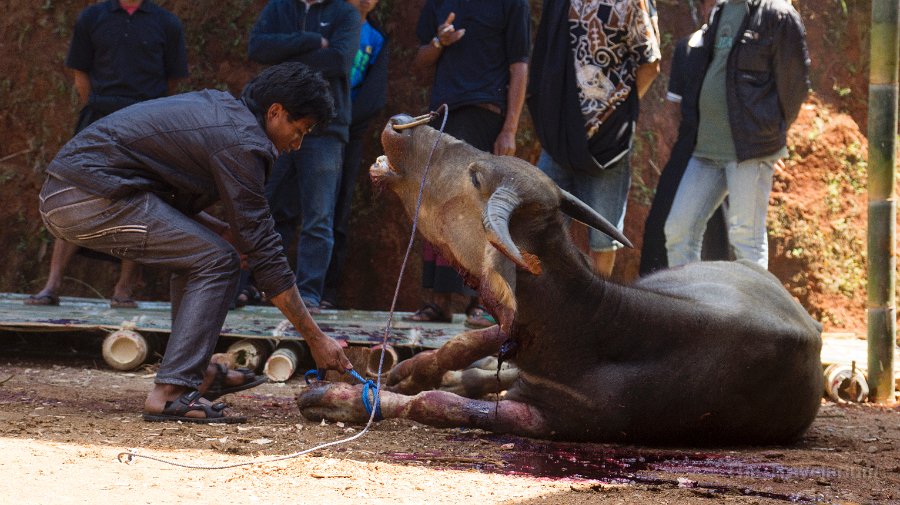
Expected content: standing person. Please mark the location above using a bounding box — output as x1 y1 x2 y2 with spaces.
528 0 661 278
27 0 188 308
248 0 361 312
663 0 810 269
38 62 352 423
639 0 731 276
321 0 388 310
403 0 530 327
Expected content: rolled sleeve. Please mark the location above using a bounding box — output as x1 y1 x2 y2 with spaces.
629 0 662 65
210 146 296 297
505 0 531 64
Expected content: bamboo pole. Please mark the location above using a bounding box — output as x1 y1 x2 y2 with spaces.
866 0 899 403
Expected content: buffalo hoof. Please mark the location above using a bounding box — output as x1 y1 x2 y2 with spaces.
296 382 373 424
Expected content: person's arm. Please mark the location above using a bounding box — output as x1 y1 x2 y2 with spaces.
413 12 465 74
270 286 352 371
293 6 361 78
494 62 527 156
209 147 351 372
72 69 91 105
773 6 811 126
629 0 662 99
66 8 94 105
247 1 326 64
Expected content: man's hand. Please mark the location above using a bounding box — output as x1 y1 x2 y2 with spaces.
321 36 329 48
306 333 351 372
493 129 517 156
436 12 465 47
269 287 352 373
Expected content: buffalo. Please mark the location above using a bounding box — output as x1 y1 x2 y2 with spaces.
297 114 823 445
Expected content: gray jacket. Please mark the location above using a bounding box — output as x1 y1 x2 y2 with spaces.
46 90 296 297
698 0 810 161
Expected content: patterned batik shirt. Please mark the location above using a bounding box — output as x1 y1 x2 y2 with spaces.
568 0 660 138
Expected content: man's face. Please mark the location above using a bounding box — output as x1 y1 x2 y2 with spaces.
265 103 317 152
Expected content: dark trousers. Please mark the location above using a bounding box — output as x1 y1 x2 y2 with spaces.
39 176 240 388
639 134 730 276
322 118 373 305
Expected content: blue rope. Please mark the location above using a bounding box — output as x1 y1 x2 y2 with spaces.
304 368 382 421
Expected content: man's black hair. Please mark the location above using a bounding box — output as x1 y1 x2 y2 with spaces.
240 62 335 129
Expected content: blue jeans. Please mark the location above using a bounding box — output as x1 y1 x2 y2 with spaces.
266 135 344 306
536 149 631 251
664 155 777 268
39 176 240 388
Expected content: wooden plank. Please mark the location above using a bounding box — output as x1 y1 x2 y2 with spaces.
0 292 463 349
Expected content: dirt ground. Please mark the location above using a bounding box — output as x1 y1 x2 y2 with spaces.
1 351 898 505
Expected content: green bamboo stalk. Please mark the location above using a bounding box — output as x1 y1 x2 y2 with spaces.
867 0 899 403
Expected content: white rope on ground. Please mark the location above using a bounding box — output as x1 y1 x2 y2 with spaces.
119 105 450 470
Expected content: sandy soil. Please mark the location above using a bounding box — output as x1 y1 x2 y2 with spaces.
1 354 898 505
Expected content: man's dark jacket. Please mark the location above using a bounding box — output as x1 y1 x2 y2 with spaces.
695 0 810 161
247 0 360 143
45 90 296 299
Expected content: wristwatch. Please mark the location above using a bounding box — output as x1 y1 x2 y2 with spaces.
431 36 443 49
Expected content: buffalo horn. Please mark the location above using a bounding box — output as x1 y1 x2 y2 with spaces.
558 188 633 248
483 186 529 270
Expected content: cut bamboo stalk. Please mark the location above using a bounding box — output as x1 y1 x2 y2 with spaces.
101 329 150 371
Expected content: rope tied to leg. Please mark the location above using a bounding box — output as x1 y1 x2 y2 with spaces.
304 368 382 421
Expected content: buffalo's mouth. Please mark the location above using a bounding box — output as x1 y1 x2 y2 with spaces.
369 154 397 185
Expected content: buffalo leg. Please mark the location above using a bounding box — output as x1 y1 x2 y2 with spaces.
387 325 508 395
439 357 518 398
297 382 550 438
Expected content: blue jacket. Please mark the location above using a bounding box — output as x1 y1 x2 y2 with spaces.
248 0 361 143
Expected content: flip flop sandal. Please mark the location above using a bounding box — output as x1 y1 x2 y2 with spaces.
110 297 138 309
464 306 497 329
142 389 246 424
203 363 268 401
401 302 452 323
24 294 60 306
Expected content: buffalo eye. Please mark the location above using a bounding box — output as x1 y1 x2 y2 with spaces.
469 169 481 190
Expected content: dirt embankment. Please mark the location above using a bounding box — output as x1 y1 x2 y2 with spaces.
0 0 883 332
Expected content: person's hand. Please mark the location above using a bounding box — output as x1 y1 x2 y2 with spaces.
436 12 465 47
493 129 516 156
306 332 353 372
321 36 329 48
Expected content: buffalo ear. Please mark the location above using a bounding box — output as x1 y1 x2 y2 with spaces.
480 244 518 332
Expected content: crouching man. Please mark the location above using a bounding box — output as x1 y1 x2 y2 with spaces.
38 62 352 423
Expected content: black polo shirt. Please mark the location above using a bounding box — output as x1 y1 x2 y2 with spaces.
65 0 188 102
416 0 530 112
